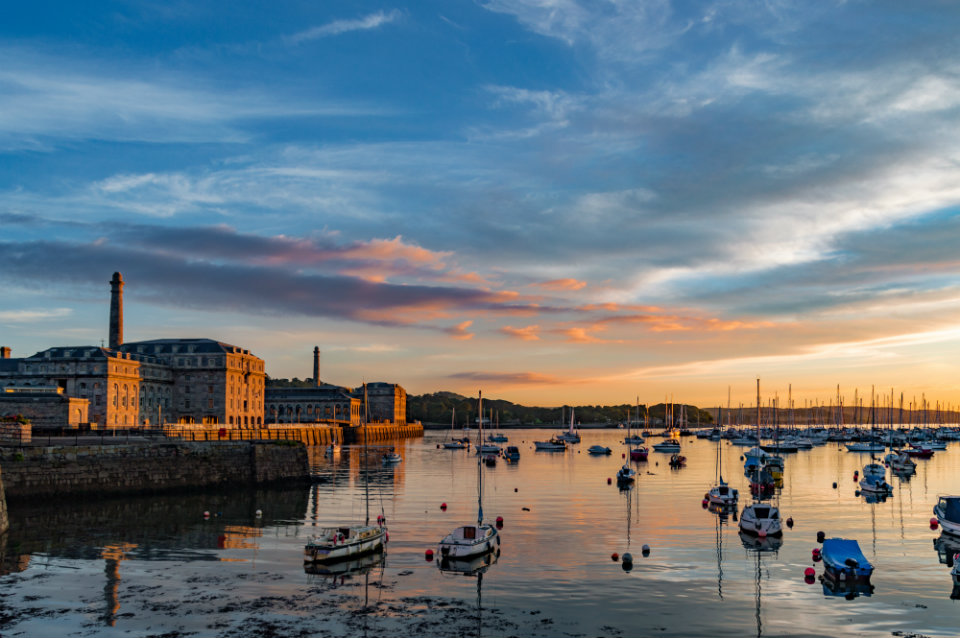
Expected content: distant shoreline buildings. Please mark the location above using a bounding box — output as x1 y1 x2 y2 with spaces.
0 273 405 429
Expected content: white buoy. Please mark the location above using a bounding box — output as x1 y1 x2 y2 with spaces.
255 509 263 518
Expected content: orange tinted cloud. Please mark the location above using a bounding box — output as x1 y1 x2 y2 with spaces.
537 278 587 291
449 371 565 385
339 235 450 269
500 325 541 341
559 325 623 344
446 320 475 340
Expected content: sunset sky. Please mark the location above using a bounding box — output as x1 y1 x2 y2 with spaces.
3 1 960 409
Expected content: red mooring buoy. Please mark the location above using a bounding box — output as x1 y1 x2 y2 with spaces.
931 518 940 529
440 503 447 511
425 549 434 561
804 567 815 578
611 552 619 562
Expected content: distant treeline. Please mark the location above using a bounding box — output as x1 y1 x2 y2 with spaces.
407 391 713 426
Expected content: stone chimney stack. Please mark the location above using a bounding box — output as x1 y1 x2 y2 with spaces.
313 346 321 386
109 272 124 349
0 347 10 359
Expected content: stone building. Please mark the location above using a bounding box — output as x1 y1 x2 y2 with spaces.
0 387 88 429
0 273 264 428
263 348 406 427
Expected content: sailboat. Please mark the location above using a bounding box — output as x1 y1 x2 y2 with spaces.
304 418 387 563
708 407 738 506
443 407 468 449
475 408 502 454
487 410 508 443
438 391 501 560
740 379 783 538
628 398 648 460
557 407 581 443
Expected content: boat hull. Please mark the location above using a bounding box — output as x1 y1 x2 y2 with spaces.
439 525 500 560
304 529 386 564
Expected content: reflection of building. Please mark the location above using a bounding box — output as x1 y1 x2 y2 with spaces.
0 273 265 428
264 348 406 426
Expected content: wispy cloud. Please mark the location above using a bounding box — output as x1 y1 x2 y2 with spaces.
448 371 566 385
285 10 402 44
500 325 541 341
0 308 72 322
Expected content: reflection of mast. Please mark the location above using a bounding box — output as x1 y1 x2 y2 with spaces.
716 514 724 600
476 571 483 638
754 549 762 638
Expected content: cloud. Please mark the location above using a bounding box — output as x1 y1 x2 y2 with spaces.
0 308 72 322
285 10 402 44
500 325 540 341
535 278 586 291
448 371 565 385
445 320 475 340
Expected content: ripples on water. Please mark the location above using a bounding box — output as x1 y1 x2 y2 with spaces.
2 430 959 636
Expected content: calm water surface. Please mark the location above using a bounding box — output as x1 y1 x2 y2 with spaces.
2 430 959 637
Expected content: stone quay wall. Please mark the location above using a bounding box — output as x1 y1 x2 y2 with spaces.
345 422 425 444
162 425 342 446
0 466 7 534
0 421 31 445
0 441 309 500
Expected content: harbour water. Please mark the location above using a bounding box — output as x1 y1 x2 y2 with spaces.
1 429 959 637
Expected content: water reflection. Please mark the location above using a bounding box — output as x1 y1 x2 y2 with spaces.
739 532 781 638
438 551 499 638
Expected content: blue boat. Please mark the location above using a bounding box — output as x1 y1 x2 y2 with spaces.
821 538 873 582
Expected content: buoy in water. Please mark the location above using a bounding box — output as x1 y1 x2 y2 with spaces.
641 544 650 556
514 488 518 492
496 516 504 527
931 518 940 529
622 453 626 459
611 552 619 562
702 499 708 508
440 502 447 511
804 574 816 585
804 567 815 577
203 511 210 518
255 509 263 518
607 478 612 484
812 548 822 561
816 531 825 542
832 482 837 489
786 517 794 528
425 549 434 561
622 552 633 564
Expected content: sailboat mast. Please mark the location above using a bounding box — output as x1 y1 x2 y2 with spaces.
363 382 369 526
478 390 483 527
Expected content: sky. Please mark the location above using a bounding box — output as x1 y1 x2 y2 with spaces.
3 1 960 409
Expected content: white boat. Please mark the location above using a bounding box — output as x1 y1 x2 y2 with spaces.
738 379 783 538
652 440 681 452
934 496 960 535
846 441 886 453
382 450 402 464
587 445 612 455
443 408 468 449
475 444 501 455
534 438 566 451
616 464 636 484
708 406 738 506
624 435 645 444
739 503 783 537
439 391 500 561
884 450 916 472
304 524 387 563
487 433 508 443
862 463 886 479
557 407 581 443
858 474 892 494
306 400 387 564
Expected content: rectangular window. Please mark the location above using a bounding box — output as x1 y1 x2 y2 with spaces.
208 398 214 409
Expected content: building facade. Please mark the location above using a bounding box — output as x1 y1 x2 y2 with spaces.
0 273 264 428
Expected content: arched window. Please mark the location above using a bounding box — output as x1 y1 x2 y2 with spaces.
113 384 119 407
122 384 128 408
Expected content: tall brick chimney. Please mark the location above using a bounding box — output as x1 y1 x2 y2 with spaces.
109 272 124 349
313 346 321 386
0 347 10 359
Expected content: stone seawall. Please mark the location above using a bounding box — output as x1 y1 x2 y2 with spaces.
346 422 425 444
0 466 7 534
163 425 342 446
0 441 309 500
